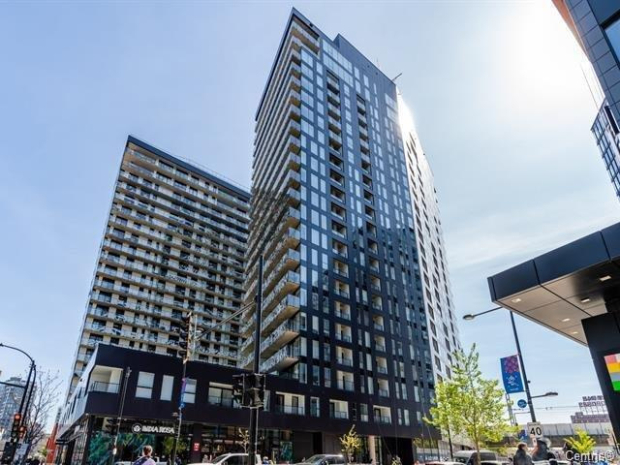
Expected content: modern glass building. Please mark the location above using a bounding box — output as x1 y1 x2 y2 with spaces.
553 0 620 200
67 136 250 394
242 7 460 456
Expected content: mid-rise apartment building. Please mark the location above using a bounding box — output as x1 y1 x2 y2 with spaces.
68 136 250 393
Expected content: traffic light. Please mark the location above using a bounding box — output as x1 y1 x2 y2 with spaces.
18 425 26 440
10 413 22 440
232 374 246 406
178 311 194 363
103 417 120 435
249 374 266 408
232 374 266 408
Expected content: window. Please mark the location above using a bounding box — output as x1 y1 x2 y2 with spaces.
183 378 197 404
160 375 173 401
311 397 320 417
607 18 620 62
136 372 154 398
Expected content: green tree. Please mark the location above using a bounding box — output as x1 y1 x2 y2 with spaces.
565 429 596 454
425 344 516 464
424 379 462 458
339 425 362 463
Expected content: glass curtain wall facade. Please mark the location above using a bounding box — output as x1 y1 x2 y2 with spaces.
242 9 459 428
553 0 620 200
68 136 250 394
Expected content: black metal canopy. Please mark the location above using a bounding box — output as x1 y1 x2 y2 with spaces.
488 221 620 345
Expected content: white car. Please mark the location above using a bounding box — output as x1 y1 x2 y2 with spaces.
189 453 262 465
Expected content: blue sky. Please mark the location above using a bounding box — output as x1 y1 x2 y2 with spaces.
1 1 618 424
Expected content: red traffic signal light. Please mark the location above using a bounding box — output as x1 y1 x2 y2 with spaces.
13 413 21 422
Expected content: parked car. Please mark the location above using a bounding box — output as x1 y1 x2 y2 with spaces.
454 451 500 465
189 453 262 465
295 454 346 465
425 461 462 465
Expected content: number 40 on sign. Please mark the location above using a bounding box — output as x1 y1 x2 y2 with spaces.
527 422 544 438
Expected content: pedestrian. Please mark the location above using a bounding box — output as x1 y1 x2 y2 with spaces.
513 443 533 465
263 457 270 465
133 445 157 465
532 438 556 465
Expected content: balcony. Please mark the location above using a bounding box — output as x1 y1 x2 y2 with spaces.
337 380 355 391
208 396 238 408
357 100 366 114
331 411 348 420
328 102 341 119
336 357 353 367
260 320 301 358
262 271 301 315
378 389 390 397
326 76 339 93
261 295 301 335
88 381 120 394
360 138 370 154
377 366 388 374
329 132 343 151
275 404 305 416
374 415 391 424
260 344 300 373
328 116 342 134
334 309 351 321
333 288 350 299
335 333 352 343
327 91 340 107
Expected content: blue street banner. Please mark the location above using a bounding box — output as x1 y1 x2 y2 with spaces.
179 377 187 409
501 355 524 394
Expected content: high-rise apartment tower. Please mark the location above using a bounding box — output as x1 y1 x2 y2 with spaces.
68 136 249 393
241 8 460 436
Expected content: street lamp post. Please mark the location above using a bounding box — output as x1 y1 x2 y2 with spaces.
0 343 37 464
463 308 538 422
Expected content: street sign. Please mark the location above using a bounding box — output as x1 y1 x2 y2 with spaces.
517 399 527 409
527 422 544 438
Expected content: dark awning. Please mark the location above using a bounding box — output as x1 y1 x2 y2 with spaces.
487 222 620 345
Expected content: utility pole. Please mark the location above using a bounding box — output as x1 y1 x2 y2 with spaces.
248 256 264 465
171 312 194 465
510 312 536 422
111 367 132 461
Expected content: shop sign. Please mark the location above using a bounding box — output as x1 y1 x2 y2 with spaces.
131 423 175 435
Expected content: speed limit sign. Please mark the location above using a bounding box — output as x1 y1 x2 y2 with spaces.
527 422 544 438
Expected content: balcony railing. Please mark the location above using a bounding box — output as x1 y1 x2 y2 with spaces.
89 381 120 394
274 404 305 415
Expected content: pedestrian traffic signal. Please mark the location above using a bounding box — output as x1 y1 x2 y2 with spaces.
18 425 26 440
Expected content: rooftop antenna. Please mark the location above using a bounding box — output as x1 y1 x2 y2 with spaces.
392 72 403 82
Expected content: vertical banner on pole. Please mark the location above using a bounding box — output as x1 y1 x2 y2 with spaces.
501 355 524 394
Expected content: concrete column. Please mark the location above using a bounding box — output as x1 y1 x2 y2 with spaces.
368 435 377 465
109 369 122 393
